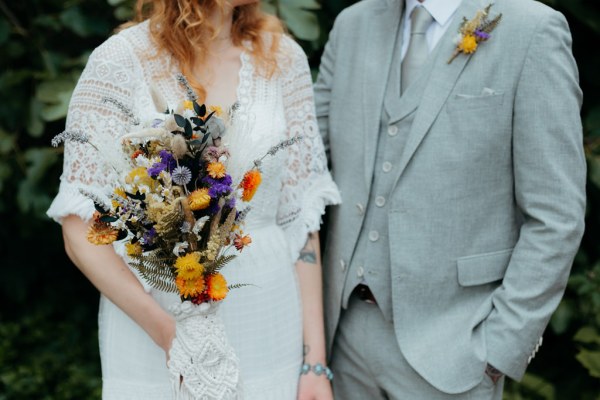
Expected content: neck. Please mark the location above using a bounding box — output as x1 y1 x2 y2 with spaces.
208 6 234 43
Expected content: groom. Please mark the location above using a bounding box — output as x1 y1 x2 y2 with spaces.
315 0 586 398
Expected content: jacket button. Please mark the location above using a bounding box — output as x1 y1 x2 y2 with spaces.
357 266 364 278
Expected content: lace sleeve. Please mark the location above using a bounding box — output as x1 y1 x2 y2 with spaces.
47 34 138 224
276 38 341 262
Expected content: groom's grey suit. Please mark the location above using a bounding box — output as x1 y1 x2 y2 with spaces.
315 0 586 397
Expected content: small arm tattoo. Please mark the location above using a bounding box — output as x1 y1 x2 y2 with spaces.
298 233 317 264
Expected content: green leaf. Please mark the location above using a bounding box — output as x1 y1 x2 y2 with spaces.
518 373 556 400
0 129 16 155
588 155 600 188
174 114 187 128
27 98 45 137
279 5 320 41
0 17 10 45
576 349 600 378
35 78 77 122
550 300 574 335
16 148 59 214
59 7 111 38
574 326 600 345
114 5 133 21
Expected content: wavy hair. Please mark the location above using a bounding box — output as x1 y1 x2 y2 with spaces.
122 0 284 101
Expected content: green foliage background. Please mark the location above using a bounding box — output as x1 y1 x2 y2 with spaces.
0 0 599 398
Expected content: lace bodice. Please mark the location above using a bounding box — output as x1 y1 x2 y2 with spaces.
47 21 340 263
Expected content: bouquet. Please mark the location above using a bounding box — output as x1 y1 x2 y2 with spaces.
53 74 301 399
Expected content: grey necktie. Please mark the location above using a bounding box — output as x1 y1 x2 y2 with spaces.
401 6 434 94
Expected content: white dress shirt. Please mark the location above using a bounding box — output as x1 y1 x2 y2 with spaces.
401 0 464 60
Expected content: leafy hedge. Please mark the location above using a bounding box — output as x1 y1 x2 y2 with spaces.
0 0 598 398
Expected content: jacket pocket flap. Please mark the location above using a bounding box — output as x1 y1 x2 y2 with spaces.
457 248 513 286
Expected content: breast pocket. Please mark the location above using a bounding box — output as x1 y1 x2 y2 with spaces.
456 248 513 286
447 92 505 113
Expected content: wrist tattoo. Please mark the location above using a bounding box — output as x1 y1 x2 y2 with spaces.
303 345 310 357
298 235 317 264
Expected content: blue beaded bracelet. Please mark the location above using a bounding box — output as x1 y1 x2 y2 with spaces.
300 362 334 381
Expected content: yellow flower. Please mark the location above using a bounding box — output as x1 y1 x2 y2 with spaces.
206 273 228 301
183 100 194 110
125 242 142 256
240 169 262 202
188 188 211 211
209 105 223 117
207 162 226 179
87 213 119 245
176 276 206 298
125 167 153 187
174 252 204 280
459 34 478 54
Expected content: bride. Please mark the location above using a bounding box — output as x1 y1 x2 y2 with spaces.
46 0 340 398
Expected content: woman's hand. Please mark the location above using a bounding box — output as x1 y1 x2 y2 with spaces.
297 372 334 400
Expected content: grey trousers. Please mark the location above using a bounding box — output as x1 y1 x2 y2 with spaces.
331 295 504 400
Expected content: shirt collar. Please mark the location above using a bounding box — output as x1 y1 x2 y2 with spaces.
404 0 463 27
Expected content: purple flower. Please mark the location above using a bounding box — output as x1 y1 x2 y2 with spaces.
226 197 236 209
159 150 177 171
148 162 167 178
142 227 157 245
203 175 233 198
474 30 490 40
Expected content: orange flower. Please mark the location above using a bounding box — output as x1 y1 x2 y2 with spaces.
207 162 226 179
459 34 478 54
131 149 144 160
174 252 204 280
233 234 252 252
125 241 142 256
176 276 206 298
240 169 262 202
87 213 119 245
188 188 211 211
206 273 228 301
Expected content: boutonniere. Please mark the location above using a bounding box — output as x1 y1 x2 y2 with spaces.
448 3 502 64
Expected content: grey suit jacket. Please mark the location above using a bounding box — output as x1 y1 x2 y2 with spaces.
315 0 586 394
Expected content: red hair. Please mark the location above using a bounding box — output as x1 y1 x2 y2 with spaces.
123 0 284 101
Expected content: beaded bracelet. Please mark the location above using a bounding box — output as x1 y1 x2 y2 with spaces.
300 362 334 381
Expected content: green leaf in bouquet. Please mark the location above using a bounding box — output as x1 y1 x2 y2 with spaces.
125 191 146 201
205 254 237 275
193 101 206 117
116 230 128 241
94 202 109 214
100 215 118 223
174 113 187 128
202 131 211 144
184 119 193 138
191 117 205 127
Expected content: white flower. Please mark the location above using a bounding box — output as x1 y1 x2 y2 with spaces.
453 33 464 46
172 166 192 186
173 242 189 256
192 216 210 237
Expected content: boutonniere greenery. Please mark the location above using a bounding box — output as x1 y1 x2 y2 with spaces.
448 3 502 64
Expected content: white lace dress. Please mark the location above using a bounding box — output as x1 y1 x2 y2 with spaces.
46 21 340 400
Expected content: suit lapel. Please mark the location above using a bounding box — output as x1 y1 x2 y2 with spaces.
362 0 404 191
392 0 481 189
